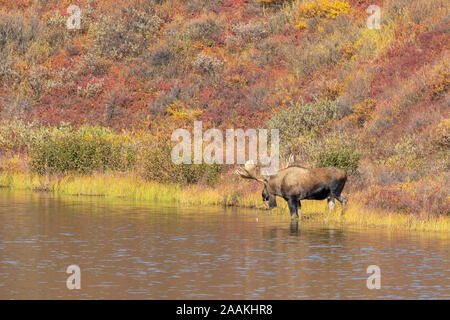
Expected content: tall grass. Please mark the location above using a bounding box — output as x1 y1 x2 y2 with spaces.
0 171 448 233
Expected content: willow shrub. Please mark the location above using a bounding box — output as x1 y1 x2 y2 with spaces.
312 135 360 175
142 142 222 185
268 98 339 153
30 124 136 174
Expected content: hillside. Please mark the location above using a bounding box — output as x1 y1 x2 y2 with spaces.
0 0 448 218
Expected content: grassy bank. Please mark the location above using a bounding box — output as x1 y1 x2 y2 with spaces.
1 171 448 233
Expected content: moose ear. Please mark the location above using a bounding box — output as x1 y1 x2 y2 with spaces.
269 196 277 209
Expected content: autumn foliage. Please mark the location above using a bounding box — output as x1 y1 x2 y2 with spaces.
0 0 448 217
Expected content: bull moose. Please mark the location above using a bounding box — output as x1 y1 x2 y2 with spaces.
235 160 348 220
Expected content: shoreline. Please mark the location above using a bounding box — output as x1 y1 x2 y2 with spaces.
0 172 448 233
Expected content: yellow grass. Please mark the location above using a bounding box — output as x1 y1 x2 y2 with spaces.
0 172 448 233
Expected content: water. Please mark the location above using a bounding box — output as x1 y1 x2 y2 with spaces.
0 191 448 299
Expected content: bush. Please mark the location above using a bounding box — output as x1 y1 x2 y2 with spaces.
77 79 104 98
92 11 162 60
385 137 423 169
0 50 19 84
148 44 174 66
350 98 377 127
192 53 224 75
148 84 181 115
30 124 136 174
142 142 222 185
132 42 183 81
0 120 41 154
426 59 449 100
312 135 360 174
319 81 343 101
180 162 222 185
364 175 449 215
41 10 68 51
268 98 339 149
290 36 346 77
431 119 450 150
294 0 351 29
83 51 111 76
315 147 360 174
182 0 226 15
338 67 373 115
103 89 130 122
0 12 39 55
0 93 34 120
231 20 270 43
186 18 221 44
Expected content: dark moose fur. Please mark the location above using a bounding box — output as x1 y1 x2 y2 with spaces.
237 162 348 220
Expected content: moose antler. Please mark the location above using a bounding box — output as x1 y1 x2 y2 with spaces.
234 160 265 182
278 154 295 170
283 154 295 169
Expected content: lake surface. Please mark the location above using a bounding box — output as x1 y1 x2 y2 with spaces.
0 191 448 299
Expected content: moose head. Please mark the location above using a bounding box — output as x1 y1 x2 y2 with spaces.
235 161 278 209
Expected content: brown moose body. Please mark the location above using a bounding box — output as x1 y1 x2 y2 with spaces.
236 162 348 220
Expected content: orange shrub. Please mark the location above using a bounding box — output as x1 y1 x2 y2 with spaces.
426 60 449 100
350 98 376 127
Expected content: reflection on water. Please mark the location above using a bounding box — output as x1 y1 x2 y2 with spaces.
0 191 448 299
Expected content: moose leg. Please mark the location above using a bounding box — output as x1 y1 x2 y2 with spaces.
297 200 301 219
336 195 348 214
286 198 298 220
290 220 299 235
268 195 277 209
327 197 336 213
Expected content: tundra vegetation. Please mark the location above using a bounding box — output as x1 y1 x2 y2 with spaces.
0 0 448 231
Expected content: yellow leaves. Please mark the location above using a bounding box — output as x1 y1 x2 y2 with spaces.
356 20 396 59
385 138 423 170
83 131 93 141
349 98 376 127
167 101 202 121
430 118 450 150
15 60 29 73
338 41 361 59
225 75 247 88
319 81 343 100
426 58 450 100
294 21 308 29
293 0 351 29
